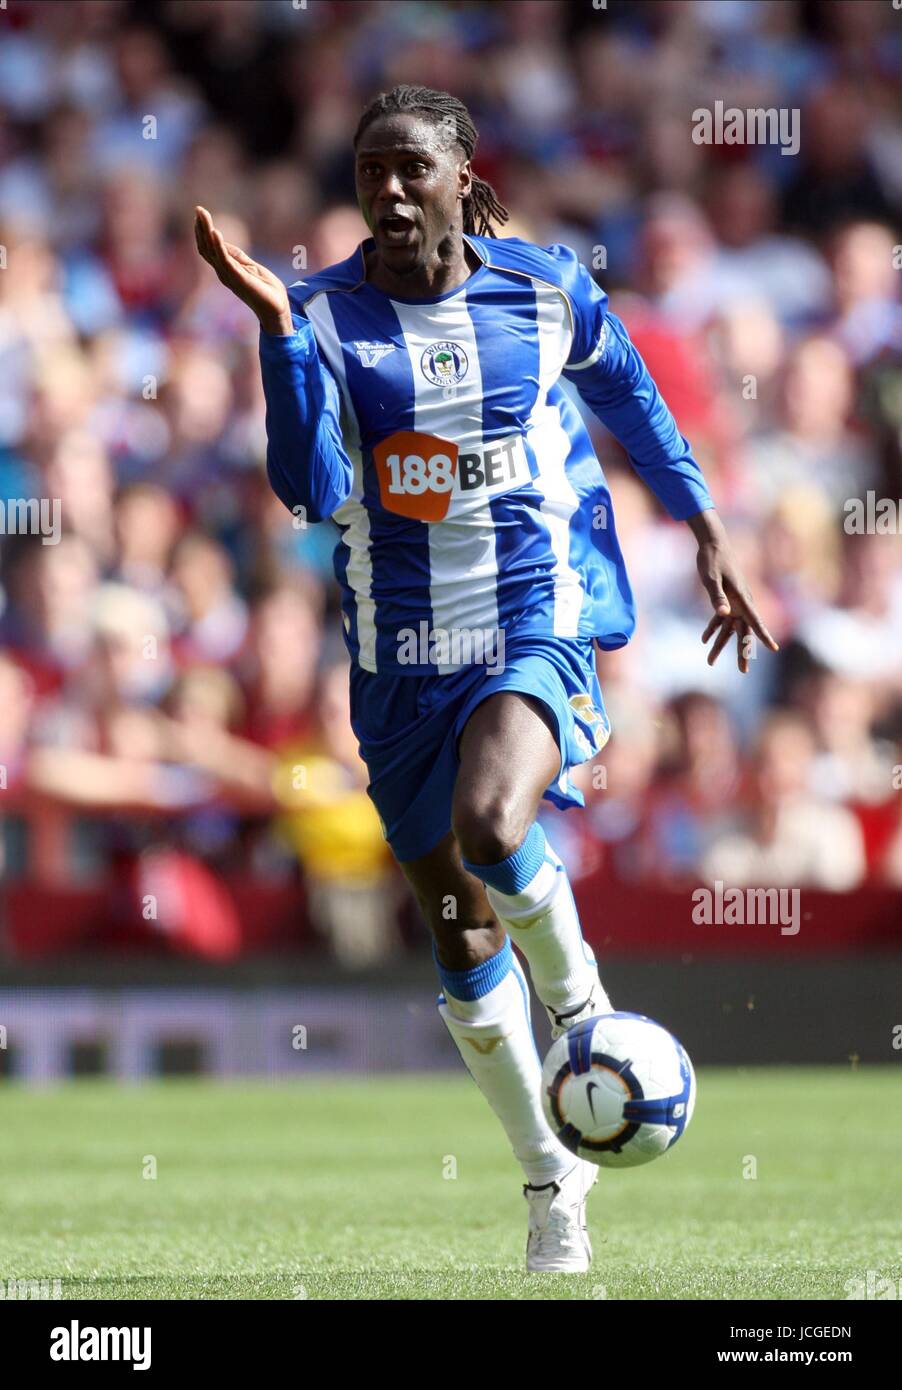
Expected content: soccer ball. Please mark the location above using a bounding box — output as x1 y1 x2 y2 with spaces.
541 1011 696 1168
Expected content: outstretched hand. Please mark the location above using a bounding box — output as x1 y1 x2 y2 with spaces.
688 510 779 674
194 205 293 336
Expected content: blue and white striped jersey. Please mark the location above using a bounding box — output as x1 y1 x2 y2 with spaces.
259 233 714 674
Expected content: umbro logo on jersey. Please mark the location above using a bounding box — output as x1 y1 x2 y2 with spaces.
354 341 396 367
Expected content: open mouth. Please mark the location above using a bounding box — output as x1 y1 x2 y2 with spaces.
379 215 417 244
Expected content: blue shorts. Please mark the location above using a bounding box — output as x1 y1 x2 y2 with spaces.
349 636 611 863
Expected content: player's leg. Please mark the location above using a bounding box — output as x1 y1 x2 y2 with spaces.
399 829 499 970
350 660 600 1265
399 833 577 1189
404 784 601 1272
451 690 613 1029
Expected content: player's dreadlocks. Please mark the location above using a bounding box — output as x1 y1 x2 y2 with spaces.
353 85 510 239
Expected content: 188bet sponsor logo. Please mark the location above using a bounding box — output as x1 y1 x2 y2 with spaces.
373 429 530 521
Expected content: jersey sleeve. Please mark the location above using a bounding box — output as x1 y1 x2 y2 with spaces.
258 310 355 523
548 244 715 522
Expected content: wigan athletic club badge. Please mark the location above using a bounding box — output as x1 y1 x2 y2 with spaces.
420 341 469 387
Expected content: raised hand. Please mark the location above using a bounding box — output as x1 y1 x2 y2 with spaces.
194 205 293 336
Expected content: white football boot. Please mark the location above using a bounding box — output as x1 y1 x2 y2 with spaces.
545 972 614 1041
524 1160 598 1273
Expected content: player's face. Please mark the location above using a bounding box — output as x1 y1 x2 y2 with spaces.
355 113 471 276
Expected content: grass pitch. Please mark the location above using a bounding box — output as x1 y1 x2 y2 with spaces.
1 1068 899 1300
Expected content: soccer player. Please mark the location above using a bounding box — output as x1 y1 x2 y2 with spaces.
194 85 776 1273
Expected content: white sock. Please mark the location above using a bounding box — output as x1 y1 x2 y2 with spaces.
436 939 575 1186
476 826 610 1015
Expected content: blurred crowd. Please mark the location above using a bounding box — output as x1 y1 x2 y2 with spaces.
0 0 900 962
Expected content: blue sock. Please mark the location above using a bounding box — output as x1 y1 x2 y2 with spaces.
462 821 546 895
464 822 608 1014
432 934 513 1003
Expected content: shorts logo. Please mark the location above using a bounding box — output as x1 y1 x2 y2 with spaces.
569 694 610 752
372 430 530 522
421 341 468 387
